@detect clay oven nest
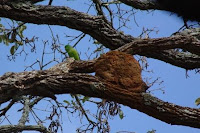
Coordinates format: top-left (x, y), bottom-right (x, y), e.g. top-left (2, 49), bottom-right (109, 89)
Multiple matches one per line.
top-left (94, 51), bottom-right (148, 93)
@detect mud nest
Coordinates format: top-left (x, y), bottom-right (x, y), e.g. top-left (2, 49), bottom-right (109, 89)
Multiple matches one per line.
top-left (94, 51), bottom-right (148, 92)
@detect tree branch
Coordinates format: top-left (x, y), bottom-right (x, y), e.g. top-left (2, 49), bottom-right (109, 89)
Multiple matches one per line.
top-left (118, 0), bottom-right (158, 10)
top-left (18, 97), bottom-right (30, 126)
top-left (0, 61), bottom-right (200, 128)
top-left (118, 0), bottom-right (200, 22)
top-left (0, 2), bottom-right (132, 49)
top-left (0, 125), bottom-right (51, 133)
top-left (117, 35), bottom-right (200, 69)
top-left (0, 100), bottom-right (15, 117)
top-left (0, 2), bottom-right (199, 69)
top-left (118, 35), bottom-right (200, 56)
top-left (144, 50), bottom-right (200, 70)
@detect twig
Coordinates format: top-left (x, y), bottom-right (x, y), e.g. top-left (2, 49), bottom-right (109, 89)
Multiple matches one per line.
top-left (18, 97), bottom-right (30, 126)
top-left (74, 95), bottom-right (95, 125)
top-left (0, 100), bottom-right (15, 117)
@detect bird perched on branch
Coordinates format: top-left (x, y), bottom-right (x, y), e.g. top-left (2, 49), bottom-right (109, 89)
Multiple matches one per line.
top-left (65, 44), bottom-right (80, 60)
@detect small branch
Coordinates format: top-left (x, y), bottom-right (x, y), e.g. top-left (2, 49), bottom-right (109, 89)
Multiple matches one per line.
top-left (18, 97), bottom-right (30, 126)
top-left (92, 0), bottom-right (111, 25)
top-left (72, 33), bottom-right (86, 48)
top-left (92, 0), bottom-right (104, 16)
top-left (0, 100), bottom-right (15, 117)
top-left (0, 125), bottom-right (51, 133)
top-left (29, 97), bottom-right (44, 109)
top-left (74, 95), bottom-right (95, 124)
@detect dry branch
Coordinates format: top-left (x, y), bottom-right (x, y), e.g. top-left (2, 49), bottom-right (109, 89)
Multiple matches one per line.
top-left (0, 60), bottom-right (200, 128)
top-left (0, 125), bottom-right (50, 133)
top-left (0, 2), bottom-right (200, 69)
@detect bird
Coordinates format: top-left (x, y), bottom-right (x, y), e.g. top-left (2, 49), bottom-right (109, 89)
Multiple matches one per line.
top-left (65, 44), bottom-right (84, 107)
top-left (65, 44), bottom-right (80, 60)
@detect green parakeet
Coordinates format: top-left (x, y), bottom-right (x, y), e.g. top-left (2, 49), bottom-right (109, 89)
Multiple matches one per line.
top-left (65, 45), bottom-right (80, 60)
top-left (64, 44), bottom-right (82, 105)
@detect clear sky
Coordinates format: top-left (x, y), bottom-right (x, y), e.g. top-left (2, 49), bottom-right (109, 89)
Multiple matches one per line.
top-left (0, 0), bottom-right (200, 133)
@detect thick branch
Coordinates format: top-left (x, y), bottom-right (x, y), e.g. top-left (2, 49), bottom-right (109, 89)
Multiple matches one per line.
top-left (118, 0), bottom-right (200, 21)
top-left (0, 64), bottom-right (200, 128)
top-left (117, 35), bottom-right (200, 69)
top-left (118, 36), bottom-right (200, 56)
top-left (0, 2), bottom-right (200, 69)
top-left (144, 50), bottom-right (200, 70)
top-left (0, 2), bottom-right (133, 49)
top-left (118, 0), bottom-right (158, 10)
top-left (0, 125), bottom-right (50, 133)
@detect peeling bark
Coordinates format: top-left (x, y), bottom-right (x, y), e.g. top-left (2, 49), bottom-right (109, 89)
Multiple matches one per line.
top-left (0, 61), bottom-right (200, 128)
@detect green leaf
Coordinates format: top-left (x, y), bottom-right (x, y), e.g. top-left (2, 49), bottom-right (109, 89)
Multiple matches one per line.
top-left (147, 129), bottom-right (156, 133)
top-left (10, 45), bottom-right (16, 55)
top-left (18, 25), bottom-right (27, 38)
top-left (4, 38), bottom-right (9, 46)
top-left (0, 34), bottom-right (5, 40)
top-left (119, 110), bottom-right (124, 119)
top-left (93, 40), bottom-right (100, 44)
top-left (70, 94), bottom-right (75, 98)
top-left (82, 96), bottom-right (90, 103)
top-left (10, 31), bottom-right (17, 42)
top-left (16, 41), bottom-right (23, 45)
top-left (195, 97), bottom-right (200, 106)
top-left (0, 34), bottom-right (9, 45)
top-left (71, 101), bottom-right (76, 106)
top-left (63, 100), bottom-right (70, 105)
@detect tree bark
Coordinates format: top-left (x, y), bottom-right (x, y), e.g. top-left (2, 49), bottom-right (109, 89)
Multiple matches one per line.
top-left (0, 125), bottom-right (50, 133)
top-left (0, 60), bottom-right (200, 128)
top-left (117, 35), bottom-right (200, 69)
top-left (0, 2), bottom-right (200, 69)
top-left (0, 1), bottom-right (200, 130)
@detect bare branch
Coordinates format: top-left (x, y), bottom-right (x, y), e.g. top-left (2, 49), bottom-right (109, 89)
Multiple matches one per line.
top-left (18, 97), bottom-right (30, 126)
top-left (0, 100), bottom-right (15, 117)
top-left (0, 125), bottom-right (50, 133)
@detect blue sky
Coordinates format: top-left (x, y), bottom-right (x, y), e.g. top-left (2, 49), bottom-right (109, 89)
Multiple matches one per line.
top-left (0, 0), bottom-right (200, 133)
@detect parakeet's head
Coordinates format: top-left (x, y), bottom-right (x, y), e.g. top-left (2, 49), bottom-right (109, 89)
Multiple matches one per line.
top-left (65, 44), bottom-right (72, 52)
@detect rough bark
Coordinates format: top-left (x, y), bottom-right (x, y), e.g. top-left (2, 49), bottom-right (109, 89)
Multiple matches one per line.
top-left (0, 1), bottom-right (133, 49)
top-left (0, 60), bottom-right (200, 128)
top-left (0, 1), bottom-right (200, 131)
top-left (118, 0), bottom-right (200, 22)
top-left (0, 2), bottom-right (200, 69)
top-left (0, 125), bottom-right (50, 133)
top-left (118, 0), bottom-right (158, 10)
top-left (117, 35), bottom-right (200, 69)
